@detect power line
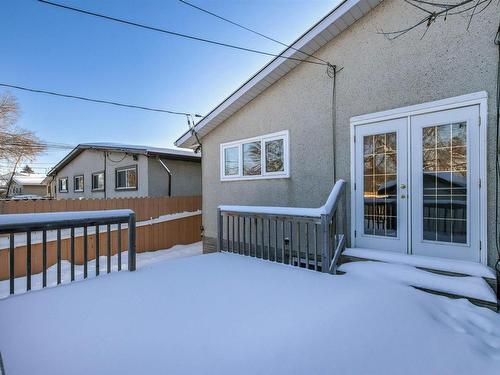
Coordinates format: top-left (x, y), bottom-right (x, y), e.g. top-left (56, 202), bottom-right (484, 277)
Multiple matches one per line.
top-left (0, 83), bottom-right (202, 117)
top-left (178, 0), bottom-right (329, 65)
top-left (38, 0), bottom-right (328, 67)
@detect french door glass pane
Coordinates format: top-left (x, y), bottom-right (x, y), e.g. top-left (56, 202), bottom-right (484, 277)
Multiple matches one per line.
top-left (422, 122), bottom-right (467, 243)
top-left (363, 132), bottom-right (397, 237)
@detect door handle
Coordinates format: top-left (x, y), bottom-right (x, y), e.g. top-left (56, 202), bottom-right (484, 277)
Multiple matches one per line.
top-left (400, 184), bottom-right (406, 189)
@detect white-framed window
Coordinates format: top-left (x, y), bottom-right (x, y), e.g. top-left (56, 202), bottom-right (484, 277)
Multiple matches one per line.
top-left (74, 175), bottom-right (84, 192)
top-left (220, 130), bottom-right (289, 181)
top-left (115, 165), bottom-right (137, 190)
top-left (92, 171), bottom-right (105, 191)
top-left (58, 177), bottom-right (68, 193)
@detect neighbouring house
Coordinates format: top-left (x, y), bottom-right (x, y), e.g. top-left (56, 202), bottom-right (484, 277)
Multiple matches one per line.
top-left (45, 143), bottom-right (201, 199)
top-left (0, 172), bottom-right (47, 198)
top-left (176, 0), bottom-right (499, 274)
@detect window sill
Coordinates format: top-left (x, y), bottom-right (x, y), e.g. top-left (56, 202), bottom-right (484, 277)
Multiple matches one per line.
top-left (221, 174), bottom-right (289, 182)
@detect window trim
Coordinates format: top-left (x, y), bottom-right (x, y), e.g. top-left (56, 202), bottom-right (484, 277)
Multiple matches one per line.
top-left (220, 130), bottom-right (289, 181)
top-left (91, 171), bottom-right (105, 192)
top-left (73, 174), bottom-right (84, 193)
top-left (58, 177), bottom-right (68, 193)
top-left (115, 165), bottom-right (138, 191)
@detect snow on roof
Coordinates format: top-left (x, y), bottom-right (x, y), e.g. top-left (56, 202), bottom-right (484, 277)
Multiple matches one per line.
top-left (47, 142), bottom-right (200, 176)
top-left (12, 173), bottom-right (47, 186)
top-left (78, 142), bottom-right (200, 158)
top-left (175, 0), bottom-right (382, 148)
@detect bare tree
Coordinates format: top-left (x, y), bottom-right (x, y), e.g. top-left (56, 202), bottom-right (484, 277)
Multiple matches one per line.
top-left (379, 0), bottom-right (495, 40)
top-left (0, 92), bottom-right (46, 196)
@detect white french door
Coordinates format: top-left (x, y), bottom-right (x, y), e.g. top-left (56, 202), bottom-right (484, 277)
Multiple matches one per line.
top-left (353, 105), bottom-right (481, 262)
top-left (354, 118), bottom-right (408, 252)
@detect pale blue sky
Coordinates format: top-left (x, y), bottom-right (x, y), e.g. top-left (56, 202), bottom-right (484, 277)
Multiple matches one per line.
top-left (1, 0), bottom-right (339, 173)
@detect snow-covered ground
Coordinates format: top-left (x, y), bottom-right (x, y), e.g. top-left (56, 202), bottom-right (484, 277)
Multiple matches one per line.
top-left (0, 241), bottom-right (203, 298)
top-left (1, 251), bottom-right (499, 375)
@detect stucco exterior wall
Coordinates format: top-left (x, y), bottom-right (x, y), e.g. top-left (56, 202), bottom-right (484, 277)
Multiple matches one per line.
top-left (52, 149), bottom-right (149, 199)
top-left (147, 158), bottom-right (202, 197)
top-left (200, 1), bottom-right (499, 266)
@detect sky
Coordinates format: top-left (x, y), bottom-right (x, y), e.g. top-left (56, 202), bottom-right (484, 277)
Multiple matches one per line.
top-left (1, 0), bottom-right (340, 174)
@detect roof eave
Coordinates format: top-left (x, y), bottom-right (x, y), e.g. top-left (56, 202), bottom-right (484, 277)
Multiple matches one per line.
top-left (175, 0), bottom-right (380, 149)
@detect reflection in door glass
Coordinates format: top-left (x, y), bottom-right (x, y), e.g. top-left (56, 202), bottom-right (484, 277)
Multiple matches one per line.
top-left (422, 123), bottom-right (467, 243)
top-left (363, 132), bottom-right (397, 237)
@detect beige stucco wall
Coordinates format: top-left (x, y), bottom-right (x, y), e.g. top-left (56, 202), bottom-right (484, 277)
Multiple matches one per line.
top-left (200, 1), bottom-right (499, 266)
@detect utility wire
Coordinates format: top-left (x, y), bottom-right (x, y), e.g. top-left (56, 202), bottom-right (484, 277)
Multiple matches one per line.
top-left (0, 83), bottom-right (202, 117)
top-left (178, 0), bottom-right (330, 65)
top-left (38, 0), bottom-right (328, 66)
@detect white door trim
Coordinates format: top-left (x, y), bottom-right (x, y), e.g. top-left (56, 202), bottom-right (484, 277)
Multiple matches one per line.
top-left (349, 92), bottom-right (488, 265)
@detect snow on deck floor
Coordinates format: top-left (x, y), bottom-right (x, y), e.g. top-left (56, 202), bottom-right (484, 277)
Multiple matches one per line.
top-left (1, 253), bottom-right (500, 375)
top-left (0, 241), bottom-right (203, 298)
top-left (338, 261), bottom-right (497, 303)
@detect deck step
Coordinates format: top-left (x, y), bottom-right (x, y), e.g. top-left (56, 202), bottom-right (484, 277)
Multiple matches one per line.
top-left (338, 252), bottom-right (497, 311)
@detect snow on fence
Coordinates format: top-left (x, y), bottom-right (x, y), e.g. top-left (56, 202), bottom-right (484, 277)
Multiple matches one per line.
top-left (0, 196), bottom-right (202, 282)
top-left (217, 180), bottom-right (347, 273)
top-left (0, 210), bottom-right (136, 295)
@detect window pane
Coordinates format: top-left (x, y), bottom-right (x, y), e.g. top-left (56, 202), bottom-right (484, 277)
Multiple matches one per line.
top-left (265, 139), bottom-right (284, 173)
top-left (422, 123), bottom-right (467, 244)
top-left (117, 171), bottom-right (126, 188)
top-left (127, 169), bottom-right (137, 188)
top-left (92, 173), bottom-right (104, 190)
top-left (224, 147), bottom-right (239, 176)
top-left (363, 132), bottom-right (397, 237)
top-left (243, 142), bottom-right (261, 176)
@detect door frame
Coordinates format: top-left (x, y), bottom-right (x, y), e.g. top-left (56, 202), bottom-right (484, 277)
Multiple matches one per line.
top-left (349, 91), bottom-right (488, 265)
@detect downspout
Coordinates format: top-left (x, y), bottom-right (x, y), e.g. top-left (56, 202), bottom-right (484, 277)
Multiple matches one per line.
top-left (103, 151), bottom-right (107, 199)
top-left (158, 158), bottom-right (172, 197)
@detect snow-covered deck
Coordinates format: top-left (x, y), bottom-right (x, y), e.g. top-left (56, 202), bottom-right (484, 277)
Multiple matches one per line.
top-left (1, 248), bottom-right (500, 374)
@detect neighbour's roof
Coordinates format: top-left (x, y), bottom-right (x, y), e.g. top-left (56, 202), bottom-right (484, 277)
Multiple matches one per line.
top-left (12, 174), bottom-right (47, 186)
top-left (175, 0), bottom-right (381, 148)
top-left (47, 142), bottom-right (201, 176)
top-left (0, 173), bottom-right (46, 187)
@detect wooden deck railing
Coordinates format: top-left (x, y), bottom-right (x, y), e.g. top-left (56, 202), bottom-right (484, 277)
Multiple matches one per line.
top-left (0, 210), bottom-right (136, 296)
top-left (217, 180), bottom-right (347, 273)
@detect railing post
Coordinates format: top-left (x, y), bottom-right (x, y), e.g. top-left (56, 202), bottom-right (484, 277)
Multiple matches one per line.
top-left (128, 212), bottom-right (136, 271)
top-left (320, 214), bottom-right (330, 273)
top-left (217, 208), bottom-right (223, 252)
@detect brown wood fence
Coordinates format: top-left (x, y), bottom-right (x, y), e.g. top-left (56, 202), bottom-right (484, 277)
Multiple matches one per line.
top-left (0, 196), bottom-right (202, 280)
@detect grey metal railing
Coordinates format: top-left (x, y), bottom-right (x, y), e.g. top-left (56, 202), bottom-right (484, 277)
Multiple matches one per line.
top-left (217, 180), bottom-right (347, 273)
top-left (0, 209), bottom-right (136, 296)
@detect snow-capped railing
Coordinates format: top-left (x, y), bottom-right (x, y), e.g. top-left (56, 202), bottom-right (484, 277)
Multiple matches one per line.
top-left (0, 210), bottom-right (136, 296)
top-left (217, 180), bottom-right (347, 273)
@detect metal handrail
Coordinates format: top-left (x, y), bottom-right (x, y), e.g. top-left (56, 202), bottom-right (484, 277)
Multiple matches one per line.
top-left (217, 180), bottom-right (346, 273)
top-left (1, 209), bottom-right (136, 296)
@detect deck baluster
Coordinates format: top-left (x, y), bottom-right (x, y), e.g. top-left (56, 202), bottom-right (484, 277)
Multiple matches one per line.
top-left (56, 229), bottom-right (61, 285)
top-left (9, 233), bottom-right (14, 295)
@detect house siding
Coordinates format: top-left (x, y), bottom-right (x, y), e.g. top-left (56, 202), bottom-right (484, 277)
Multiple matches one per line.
top-left (51, 149), bottom-right (149, 199)
top-left (200, 0), bottom-right (499, 266)
top-left (147, 158), bottom-right (202, 197)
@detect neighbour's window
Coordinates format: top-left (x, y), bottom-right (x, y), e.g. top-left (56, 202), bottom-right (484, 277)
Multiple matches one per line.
top-left (92, 172), bottom-right (105, 191)
top-left (74, 175), bottom-right (84, 192)
top-left (115, 166), bottom-right (137, 190)
top-left (58, 177), bottom-right (68, 193)
top-left (220, 130), bottom-right (289, 180)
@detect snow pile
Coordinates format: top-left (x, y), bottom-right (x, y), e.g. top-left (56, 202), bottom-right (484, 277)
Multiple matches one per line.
top-left (1, 252), bottom-right (499, 375)
top-left (0, 242), bottom-right (203, 298)
top-left (344, 248), bottom-right (495, 279)
top-left (338, 260), bottom-right (496, 302)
